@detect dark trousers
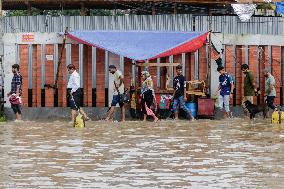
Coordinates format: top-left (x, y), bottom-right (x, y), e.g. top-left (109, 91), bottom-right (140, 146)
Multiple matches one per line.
top-left (11, 104), bottom-right (21, 114)
top-left (141, 90), bottom-right (154, 115)
top-left (266, 96), bottom-right (275, 110)
top-left (69, 90), bottom-right (81, 110)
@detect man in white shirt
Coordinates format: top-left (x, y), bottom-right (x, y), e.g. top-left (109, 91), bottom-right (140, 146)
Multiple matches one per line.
top-left (105, 65), bottom-right (125, 121)
top-left (67, 64), bottom-right (89, 123)
top-left (263, 69), bottom-right (276, 111)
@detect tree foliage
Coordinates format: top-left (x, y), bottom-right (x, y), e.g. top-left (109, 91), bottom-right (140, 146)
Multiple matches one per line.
top-left (5, 9), bottom-right (122, 16)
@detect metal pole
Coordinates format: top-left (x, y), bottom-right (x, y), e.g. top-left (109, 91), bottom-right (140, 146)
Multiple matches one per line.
top-left (257, 46), bottom-right (260, 105)
top-left (0, 0), bottom-right (2, 17)
top-left (208, 9), bottom-right (212, 96)
top-left (208, 31), bottom-right (212, 96)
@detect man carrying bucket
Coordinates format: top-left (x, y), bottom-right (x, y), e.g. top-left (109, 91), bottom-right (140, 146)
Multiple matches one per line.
top-left (67, 64), bottom-right (90, 124)
top-left (172, 65), bottom-right (194, 121)
top-left (216, 66), bottom-right (234, 118)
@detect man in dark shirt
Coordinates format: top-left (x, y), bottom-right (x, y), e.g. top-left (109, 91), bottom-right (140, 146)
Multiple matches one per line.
top-left (7, 64), bottom-right (22, 121)
top-left (241, 64), bottom-right (257, 116)
top-left (172, 65), bottom-right (194, 120)
top-left (241, 64), bottom-right (256, 104)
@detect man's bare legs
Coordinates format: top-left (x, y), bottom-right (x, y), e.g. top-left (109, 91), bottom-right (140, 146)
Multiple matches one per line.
top-left (105, 106), bottom-right (115, 121)
top-left (105, 105), bottom-right (126, 122)
top-left (143, 114), bottom-right (158, 122)
top-left (121, 105), bottom-right (125, 122)
top-left (15, 112), bottom-right (22, 120)
top-left (174, 112), bottom-right (179, 120)
top-left (71, 109), bottom-right (76, 123)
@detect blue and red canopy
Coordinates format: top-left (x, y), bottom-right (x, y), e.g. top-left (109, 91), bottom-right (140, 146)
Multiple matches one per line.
top-left (67, 30), bottom-right (208, 61)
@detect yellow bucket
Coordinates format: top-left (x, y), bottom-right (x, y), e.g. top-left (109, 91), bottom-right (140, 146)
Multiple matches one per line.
top-left (271, 111), bottom-right (280, 124)
top-left (74, 113), bottom-right (85, 128)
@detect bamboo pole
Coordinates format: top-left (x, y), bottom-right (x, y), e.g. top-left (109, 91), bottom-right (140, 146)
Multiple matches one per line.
top-left (45, 27), bottom-right (68, 89)
top-left (54, 27), bottom-right (68, 88)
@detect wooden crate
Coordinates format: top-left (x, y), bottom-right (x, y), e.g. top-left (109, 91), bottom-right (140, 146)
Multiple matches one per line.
top-left (185, 80), bottom-right (206, 96)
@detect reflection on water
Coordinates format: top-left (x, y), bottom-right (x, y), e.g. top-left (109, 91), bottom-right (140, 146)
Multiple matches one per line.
top-left (0, 118), bottom-right (283, 188)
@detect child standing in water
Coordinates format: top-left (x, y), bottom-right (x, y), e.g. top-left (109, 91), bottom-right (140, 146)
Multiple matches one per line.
top-left (216, 66), bottom-right (234, 118)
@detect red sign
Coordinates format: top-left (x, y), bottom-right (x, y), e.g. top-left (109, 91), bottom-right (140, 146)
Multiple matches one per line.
top-left (22, 34), bottom-right (34, 42)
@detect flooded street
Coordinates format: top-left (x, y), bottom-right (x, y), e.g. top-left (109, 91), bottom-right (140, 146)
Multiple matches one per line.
top-left (0, 119), bottom-right (283, 189)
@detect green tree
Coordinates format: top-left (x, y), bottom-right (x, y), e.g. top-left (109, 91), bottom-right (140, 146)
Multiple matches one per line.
top-left (6, 9), bottom-right (120, 16)
top-left (6, 8), bottom-right (41, 16)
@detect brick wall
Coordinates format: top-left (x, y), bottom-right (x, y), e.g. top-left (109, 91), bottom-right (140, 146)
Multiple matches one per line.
top-left (83, 45), bottom-right (89, 107)
top-left (32, 45), bottom-right (38, 107)
top-left (198, 46), bottom-right (207, 81)
top-left (18, 43), bottom-right (284, 107)
top-left (96, 48), bottom-right (105, 107)
top-left (224, 45), bottom-right (283, 106)
top-left (225, 45), bottom-right (234, 105)
top-left (20, 45), bottom-right (29, 107)
top-left (45, 44), bottom-right (55, 107)
top-left (58, 44), bottom-right (67, 107)
top-left (36, 45), bottom-right (42, 107)
top-left (85, 46), bottom-right (92, 107)
top-left (271, 46), bottom-right (281, 105)
top-left (185, 53), bottom-right (191, 81)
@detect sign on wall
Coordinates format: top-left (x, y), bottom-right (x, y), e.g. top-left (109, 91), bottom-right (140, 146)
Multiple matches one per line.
top-left (22, 34), bottom-right (35, 42)
top-left (46, 55), bottom-right (54, 61)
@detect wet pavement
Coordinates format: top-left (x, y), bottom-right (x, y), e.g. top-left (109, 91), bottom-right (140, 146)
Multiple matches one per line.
top-left (0, 118), bottom-right (283, 189)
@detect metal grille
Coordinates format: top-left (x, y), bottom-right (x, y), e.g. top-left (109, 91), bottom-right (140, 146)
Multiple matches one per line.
top-left (1, 15), bottom-right (283, 35)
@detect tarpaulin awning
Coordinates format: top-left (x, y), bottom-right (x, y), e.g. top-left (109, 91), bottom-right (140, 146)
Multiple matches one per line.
top-left (67, 30), bottom-right (208, 61)
top-left (275, 2), bottom-right (284, 15)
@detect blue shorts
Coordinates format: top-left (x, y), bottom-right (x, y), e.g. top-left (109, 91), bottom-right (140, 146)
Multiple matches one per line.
top-left (111, 95), bottom-right (123, 107)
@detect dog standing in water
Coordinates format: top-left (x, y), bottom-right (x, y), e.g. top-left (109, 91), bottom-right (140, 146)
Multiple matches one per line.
top-left (243, 100), bottom-right (269, 119)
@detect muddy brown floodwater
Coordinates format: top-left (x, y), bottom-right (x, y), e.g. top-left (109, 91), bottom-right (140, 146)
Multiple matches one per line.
top-left (0, 118), bottom-right (283, 189)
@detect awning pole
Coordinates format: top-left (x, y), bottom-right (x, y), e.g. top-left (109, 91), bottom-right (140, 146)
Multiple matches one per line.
top-left (208, 30), bottom-right (212, 97)
top-left (207, 7), bottom-right (213, 97)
